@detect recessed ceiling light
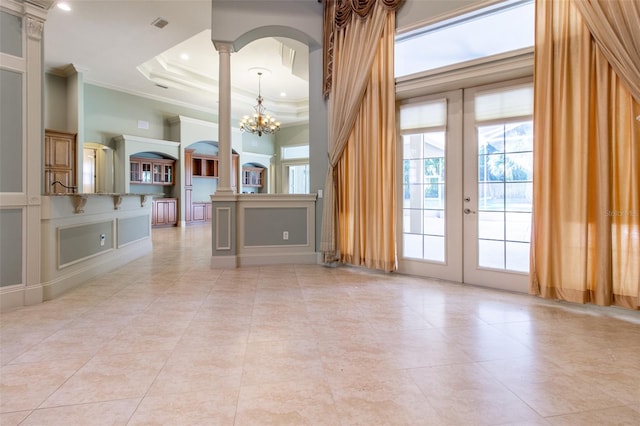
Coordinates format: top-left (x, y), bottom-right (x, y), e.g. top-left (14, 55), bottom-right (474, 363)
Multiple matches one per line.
top-left (180, 53), bottom-right (189, 61)
top-left (57, 2), bottom-right (71, 11)
top-left (280, 92), bottom-right (287, 97)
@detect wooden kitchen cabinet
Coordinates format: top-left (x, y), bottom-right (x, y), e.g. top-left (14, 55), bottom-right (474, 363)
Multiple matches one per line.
top-left (130, 157), bottom-right (174, 185)
top-left (151, 198), bottom-right (177, 227)
top-left (45, 129), bottom-right (76, 194)
top-left (242, 166), bottom-right (264, 187)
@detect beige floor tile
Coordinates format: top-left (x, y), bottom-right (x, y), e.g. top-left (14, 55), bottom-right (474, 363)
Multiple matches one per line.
top-left (2, 224), bottom-right (639, 425)
top-left (330, 371), bottom-right (444, 425)
top-left (236, 379), bottom-right (340, 425)
top-left (438, 324), bottom-right (534, 361)
top-left (317, 335), bottom-right (394, 378)
top-left (129, 389), bottom-right (239, 425)
top-left (546, 405), bottom-right (640, 425)
top-left (0, 410), bottom-right (31, 426)
top-left (494, 371), bottom-right (626, 417)
top-left (20, 398), bottom-right (139, 426)
top-left (409, 363), bottom-right (543, 424)
top-left (0, 358), bottom-right (86, 412)
top-left (248, 318), bottom-right (315, 342)
top-left (377, 328), bottom-right (475, 369)
top-left (10, 325), bottom-right (120, 364)
top-left (147, 347), bottom-right (244, 396)
top-left (242, 339), bottom-right (324, 386)
top-left (40, 351), bottom-right (169, 408)
top-left (99, 323), bottom-right (186, 355)
top-left (178, 320), bottom-right (250, 349)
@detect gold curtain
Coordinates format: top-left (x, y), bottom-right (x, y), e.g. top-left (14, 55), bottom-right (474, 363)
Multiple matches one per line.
top-left (531, 0), bottom-right (640, 309)
top-left (573, 0), bottom-right (640, 102)
top-left (336, 12), bottom-right (397, 272)
top-left (320, 0), bottom-right (402, 271)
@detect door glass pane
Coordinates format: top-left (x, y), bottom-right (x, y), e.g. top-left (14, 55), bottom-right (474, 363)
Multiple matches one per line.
top-left (403, 233), bottom-right (422, 258)
top-left (402, 131), bottom-right (446, 263)
top-left (424, 236), bottom-right (445, 263)
top-left (505, 212), bottom-right (531, 242)
top-left (477, 120), bottom-right (532, 272)
top-left (478, 211), bottom-right (504, 240)
top-left (506, 241), bottom-right (530, 272)
top-left (424, 210), bottom-right (444, 236)
top-left (478, 239), bottom-right (505, 269)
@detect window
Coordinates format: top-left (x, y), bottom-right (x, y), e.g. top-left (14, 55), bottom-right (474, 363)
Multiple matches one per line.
top-left (395, 0), bottom-right (534, 78)
top-left (288, 164), bottom-right (309, 194)
top-left (282, 145), bottom-right (309, 160)
top-left (281, 144), bottom-right (310, 194)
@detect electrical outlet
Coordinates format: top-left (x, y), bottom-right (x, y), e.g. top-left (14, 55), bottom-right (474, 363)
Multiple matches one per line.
top-left (283, 231), bottom-right (289, 240)
top-left (100, 233), bottom-right (106, 246)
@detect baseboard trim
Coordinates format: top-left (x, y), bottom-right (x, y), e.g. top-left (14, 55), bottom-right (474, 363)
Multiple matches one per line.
top-left (238, 252), bottom-right (318, 267)
top-left (210, 255), bottom-right (238, 269)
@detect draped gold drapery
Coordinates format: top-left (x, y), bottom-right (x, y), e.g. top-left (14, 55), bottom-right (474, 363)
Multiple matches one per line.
top-left (573, 0), bottom-right (640, 103)
top-left (531, 0), bottom-right (640, 309)
top-left (320, 0), bottom-right (402, 271)
top-left (336, 13), bottom-right (397, 272)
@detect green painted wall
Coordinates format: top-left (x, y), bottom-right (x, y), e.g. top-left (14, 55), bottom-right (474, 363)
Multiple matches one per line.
top-left (44, 74), bottom-right (68, 132)
top-left (83, 84), bottom-right (217, 147)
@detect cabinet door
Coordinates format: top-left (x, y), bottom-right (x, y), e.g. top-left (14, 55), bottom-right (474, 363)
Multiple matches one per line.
top-left (167, 199), bottom-right (177, 224)
top-left (163, 164), bottom-right (173, 185)
top-left (45, 169), bottom-right (74, 194)
top-left (153, 163), bottom-right (163, 184)
top-left (45, 132), bottom-right (75, 168)
top-left (130, 160), bottom-right (141, 182)
top-left (141, 162), bottom-right (152, 183)
top-left (154, 200), bottom-right (166, 225)
top-left (192, 203), bottom-right (206, 221)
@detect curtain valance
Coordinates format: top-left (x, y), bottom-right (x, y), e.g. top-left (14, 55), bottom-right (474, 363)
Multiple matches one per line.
top-left (323, 0), bottom-right (404, 97)
top-left (333, 0), bottom-right (403, 28)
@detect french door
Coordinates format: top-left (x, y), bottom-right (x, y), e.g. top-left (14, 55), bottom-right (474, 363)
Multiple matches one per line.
top-left (398, 79), bottom-right (533, 292)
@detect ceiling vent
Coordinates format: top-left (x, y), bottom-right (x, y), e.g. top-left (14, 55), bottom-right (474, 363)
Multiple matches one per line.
top-left (151, 18), bottom-right (169, 29)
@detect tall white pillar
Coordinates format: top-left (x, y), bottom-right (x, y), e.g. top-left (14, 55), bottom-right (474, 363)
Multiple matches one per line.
top-left (213, 41), bottom-right (234, 194)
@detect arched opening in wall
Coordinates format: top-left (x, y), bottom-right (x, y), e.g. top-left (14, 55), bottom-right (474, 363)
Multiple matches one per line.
top-left (241, 162), bottom-right (268, 194)
top-left (235, 35), bottom-right (310, 195)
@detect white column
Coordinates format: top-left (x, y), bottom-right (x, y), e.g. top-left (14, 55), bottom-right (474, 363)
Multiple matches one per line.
top-left (213, 41), bottom-right (234, 194)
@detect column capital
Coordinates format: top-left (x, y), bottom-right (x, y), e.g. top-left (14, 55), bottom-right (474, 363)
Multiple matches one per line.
top-left (26, 16), bottom-right (44, 41)
top-left (213, 41), bottom-right (234, 54)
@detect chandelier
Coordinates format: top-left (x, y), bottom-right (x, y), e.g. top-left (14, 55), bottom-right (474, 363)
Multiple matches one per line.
top-left (239, 72), bottom-right (281, 137)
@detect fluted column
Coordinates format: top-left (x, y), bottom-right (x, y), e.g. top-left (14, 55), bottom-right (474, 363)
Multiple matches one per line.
top-left (213, 41), bottom-right (234, 194)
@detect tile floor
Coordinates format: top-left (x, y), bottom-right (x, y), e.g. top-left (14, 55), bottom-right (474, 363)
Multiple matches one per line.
top-left (1, 224), bottom-right (639, 425)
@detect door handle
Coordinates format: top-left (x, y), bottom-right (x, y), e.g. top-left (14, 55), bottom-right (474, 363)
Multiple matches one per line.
top-left (464, 208), bottom-right (476, 215)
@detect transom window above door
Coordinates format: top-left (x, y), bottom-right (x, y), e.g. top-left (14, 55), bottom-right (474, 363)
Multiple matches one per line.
top-left (395, 0), bottom-right (534, 78)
